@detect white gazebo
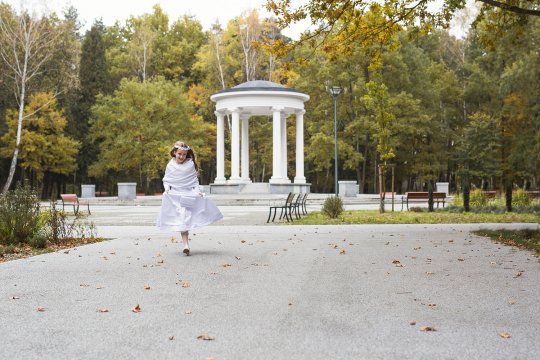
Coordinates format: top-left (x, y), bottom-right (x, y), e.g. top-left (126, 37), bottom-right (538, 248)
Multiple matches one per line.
top-left (210, 80), bottom-right (310, 194)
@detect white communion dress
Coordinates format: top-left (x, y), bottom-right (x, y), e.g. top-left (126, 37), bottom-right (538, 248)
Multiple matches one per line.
top-left (156, 158), bottom-right (223, 231)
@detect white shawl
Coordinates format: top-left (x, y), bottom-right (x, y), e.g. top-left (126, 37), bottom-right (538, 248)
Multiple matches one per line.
top-left (162, 158), bottom-right (199, 191)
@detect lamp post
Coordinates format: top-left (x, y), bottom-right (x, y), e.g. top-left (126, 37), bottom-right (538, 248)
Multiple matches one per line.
top-left (328, 86), bottom-right (342, 196)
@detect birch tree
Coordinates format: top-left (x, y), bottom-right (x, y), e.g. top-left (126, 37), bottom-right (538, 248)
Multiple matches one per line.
top-left (0, 7), bottom-right (58, 193)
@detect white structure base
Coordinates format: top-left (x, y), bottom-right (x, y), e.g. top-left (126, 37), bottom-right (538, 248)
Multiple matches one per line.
top-left (210, 182), bottom-right (310, 195)
top-left (338, 181), bottom-right (359, 197)
top-left (117, 182), bottom-right (137, 201)
top-left (81, 184), bottom-right (95, 198)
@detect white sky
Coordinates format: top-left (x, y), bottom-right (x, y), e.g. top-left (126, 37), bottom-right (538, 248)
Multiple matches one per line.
top-left (3, 0), bottom-right (308, 39)
top-left (4, 0), bottom-right (474, 39)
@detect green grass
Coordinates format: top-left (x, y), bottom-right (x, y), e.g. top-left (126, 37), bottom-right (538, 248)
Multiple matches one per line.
top-left (291, 210), bottom-right (540, 225)
top-left (473, 229), bottom-right (540, 255)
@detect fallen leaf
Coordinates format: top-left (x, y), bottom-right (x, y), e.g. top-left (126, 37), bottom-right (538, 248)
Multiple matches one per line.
top-left (11, 296), bottom-right (20, 300)
top-left (222, 263), bottom-right (232, 267)
top-left (513, 271), bottom-right (523, 278)
top-left (420, 326), bottom-right (436, 332)
top-left (169, 336), bottom-right (175, 340)
top-left (235, 256), bottom-right (241, 260)
top-left (101, 256), bottom-right (108, 260)
top-left (182, 281), bottom-right (190, 288)
top-left (409, 321), bottom-right (416, 326)
top-left (185, 310), bottom-right (192, 314)
top-left (241, 240), bottom-right (246, 243)
top-left (339, 249), bottom-right (346, 255)
top-left (132, 304), bottom-right (141, 313)
top-left (37, 306), bottom-right (45, 312)
top-left (458, 258), bottom-right (465, 262)
top-left (333, 244), bottom-right (338, 249)
top-left (96, 309), bottom-right (109, 313)
top-left (96, 286), bottom-right (104, 289)
top-left (80, 284), bottom-right (90, 287)
top-left (197, 334), bottom-right (215, 341)
top-left (392, 260), bottom-right (403, 267)
top-left (63, 250), bottom-right (70, 254)
top-left (144, 284), bottom-right (151, 290)
top-left (157, 259), bottom-right (164, 264)
top-left (498, 332), bottom-right (511, 339)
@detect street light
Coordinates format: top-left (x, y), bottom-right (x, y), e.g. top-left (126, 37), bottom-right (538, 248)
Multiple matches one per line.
top-left (328, 85), bottom-right (342, 196)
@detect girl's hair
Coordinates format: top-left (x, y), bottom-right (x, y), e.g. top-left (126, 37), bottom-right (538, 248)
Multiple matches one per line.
top-left (169, 141), bottom-right (199, 171)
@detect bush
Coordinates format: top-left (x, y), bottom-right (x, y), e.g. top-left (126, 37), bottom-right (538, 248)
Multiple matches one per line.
top-left (512, 189), bottom-right (531, 207)
top-left (0, 184), bottom-right (41, 245)
top-left (29, 230), bottom-right (48, 249)
top-left (322, 196), bottom-right (344, 219)
top-left (469, 189), bottom-right (489, 207)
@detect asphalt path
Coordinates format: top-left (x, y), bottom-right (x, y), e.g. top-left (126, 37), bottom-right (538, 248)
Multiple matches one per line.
top-left (1, 204), bottom-right (539, 359)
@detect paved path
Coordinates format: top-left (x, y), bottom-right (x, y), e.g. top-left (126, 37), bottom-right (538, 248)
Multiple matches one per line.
top-left (1, 204), bottom-right (539, 359)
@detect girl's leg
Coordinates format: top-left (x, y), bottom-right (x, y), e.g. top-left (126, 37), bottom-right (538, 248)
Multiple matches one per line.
top-left (181, 231), bottom-right (190, 255)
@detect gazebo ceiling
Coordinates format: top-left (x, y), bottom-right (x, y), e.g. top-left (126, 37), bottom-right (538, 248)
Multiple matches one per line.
top-left (210, 80), bottom-right (309, 116)
top-left (216, 80), bottom-right (304, 94)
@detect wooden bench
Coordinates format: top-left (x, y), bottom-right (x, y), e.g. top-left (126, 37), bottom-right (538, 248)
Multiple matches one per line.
top-left (267, 192), bottom-right (295, 223)
top-left (527, 190), bottom-right (540, 198)
top-left (402, 192), bottom-right (446, 210)
top-left (60, 194), bottom-right (91, 215)
top-left (482, 190), bottom-right (497, 198)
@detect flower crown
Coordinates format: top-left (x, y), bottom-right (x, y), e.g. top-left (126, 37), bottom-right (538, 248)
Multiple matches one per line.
top-left (174, 145), bottom-right (191, 150)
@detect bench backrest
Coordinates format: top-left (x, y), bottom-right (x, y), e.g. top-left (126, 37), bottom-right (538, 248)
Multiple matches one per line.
top-left (61, 194), bottom-right (79, 203)
top-left (406, 192), bottom-right (446, 199)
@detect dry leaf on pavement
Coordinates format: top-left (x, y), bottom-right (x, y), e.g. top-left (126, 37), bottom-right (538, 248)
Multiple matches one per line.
top-left (182, 281), bottom-right (190, 288)
top-left (420, 326), bottom-right (436, 332)
top-left (37, 306), bottom-right (45, 312)
top-left (132, 304), bottom-right (141, 313)
top-left (197, 334), bottom-right (215, 341)
top-left (96, 309), bottom-right (109, 313)
top-left (498, 332), bottom-right (511, 338)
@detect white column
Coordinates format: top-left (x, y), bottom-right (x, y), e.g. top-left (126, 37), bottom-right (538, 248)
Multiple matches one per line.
top-left (281, 113), bottom-right (289, 182)
top-left (230, 109), bottom-right (241, 182)
top-left (294, 110), bottom-right (306, 183)
top-left (241, 115), bottom-right (251, 182)
top-left (269, 107), bottom-right (283, 183)
top-left (214, 111), bottom-right (226, 184)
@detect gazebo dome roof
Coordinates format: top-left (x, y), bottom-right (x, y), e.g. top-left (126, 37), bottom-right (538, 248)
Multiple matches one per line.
top-left (216, 80), bottom-right (304, 94)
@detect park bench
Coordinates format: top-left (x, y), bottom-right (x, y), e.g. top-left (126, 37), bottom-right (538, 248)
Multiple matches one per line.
top-left (290, 193), bottom-right (309, 219)
top-left (267, 192), bottom-right (295, 223)
top-left (482, 190), bottom-right (497, 198)
top-left (402, 192), bottom-right (446, 210)
top-left (60, 194), bottom-right (91, 215)
top-left (527, 190), bottom-right (540, 198)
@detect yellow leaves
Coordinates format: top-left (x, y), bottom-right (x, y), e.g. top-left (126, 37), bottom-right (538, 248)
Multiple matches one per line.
top-left (420, 326), bottom-right (436, 332)
top-left (222, 263), bottom-right (232, 268)
top-left (96, 309), bottom-right (109, 313)
top-left (144, 284), bottom-right (151, 290)
top-left (182, 281), bottom-right (190, 288)
top-left (498, 332), bottom-right (511, 339)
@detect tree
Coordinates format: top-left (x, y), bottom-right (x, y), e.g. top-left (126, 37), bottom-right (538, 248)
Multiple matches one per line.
top-left (0, 6), bottom-right (62, 193)
top-left (0, 92), bottom-right (79, 191)
top-left (88, 77), bottom-right (212, 192)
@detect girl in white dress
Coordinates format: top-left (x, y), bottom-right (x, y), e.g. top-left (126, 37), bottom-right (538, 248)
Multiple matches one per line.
top-left (156, 141), bottom-right (223, 255)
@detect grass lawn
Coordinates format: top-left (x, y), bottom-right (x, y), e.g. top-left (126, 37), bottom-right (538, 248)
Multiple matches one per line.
top-left (292, 210), bottom-right (540, 225)
top-left (472, 229), bottom-right (540, 255)
top-left (0, 237), bottom-right (106, 263)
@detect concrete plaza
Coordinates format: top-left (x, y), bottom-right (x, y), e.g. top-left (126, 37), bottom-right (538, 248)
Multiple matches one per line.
top-left (1, 198), bottom-right (539, 359)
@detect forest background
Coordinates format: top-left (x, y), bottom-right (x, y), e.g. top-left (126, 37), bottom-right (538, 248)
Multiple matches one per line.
top-left (0, 1), bottom-right (539, 198)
